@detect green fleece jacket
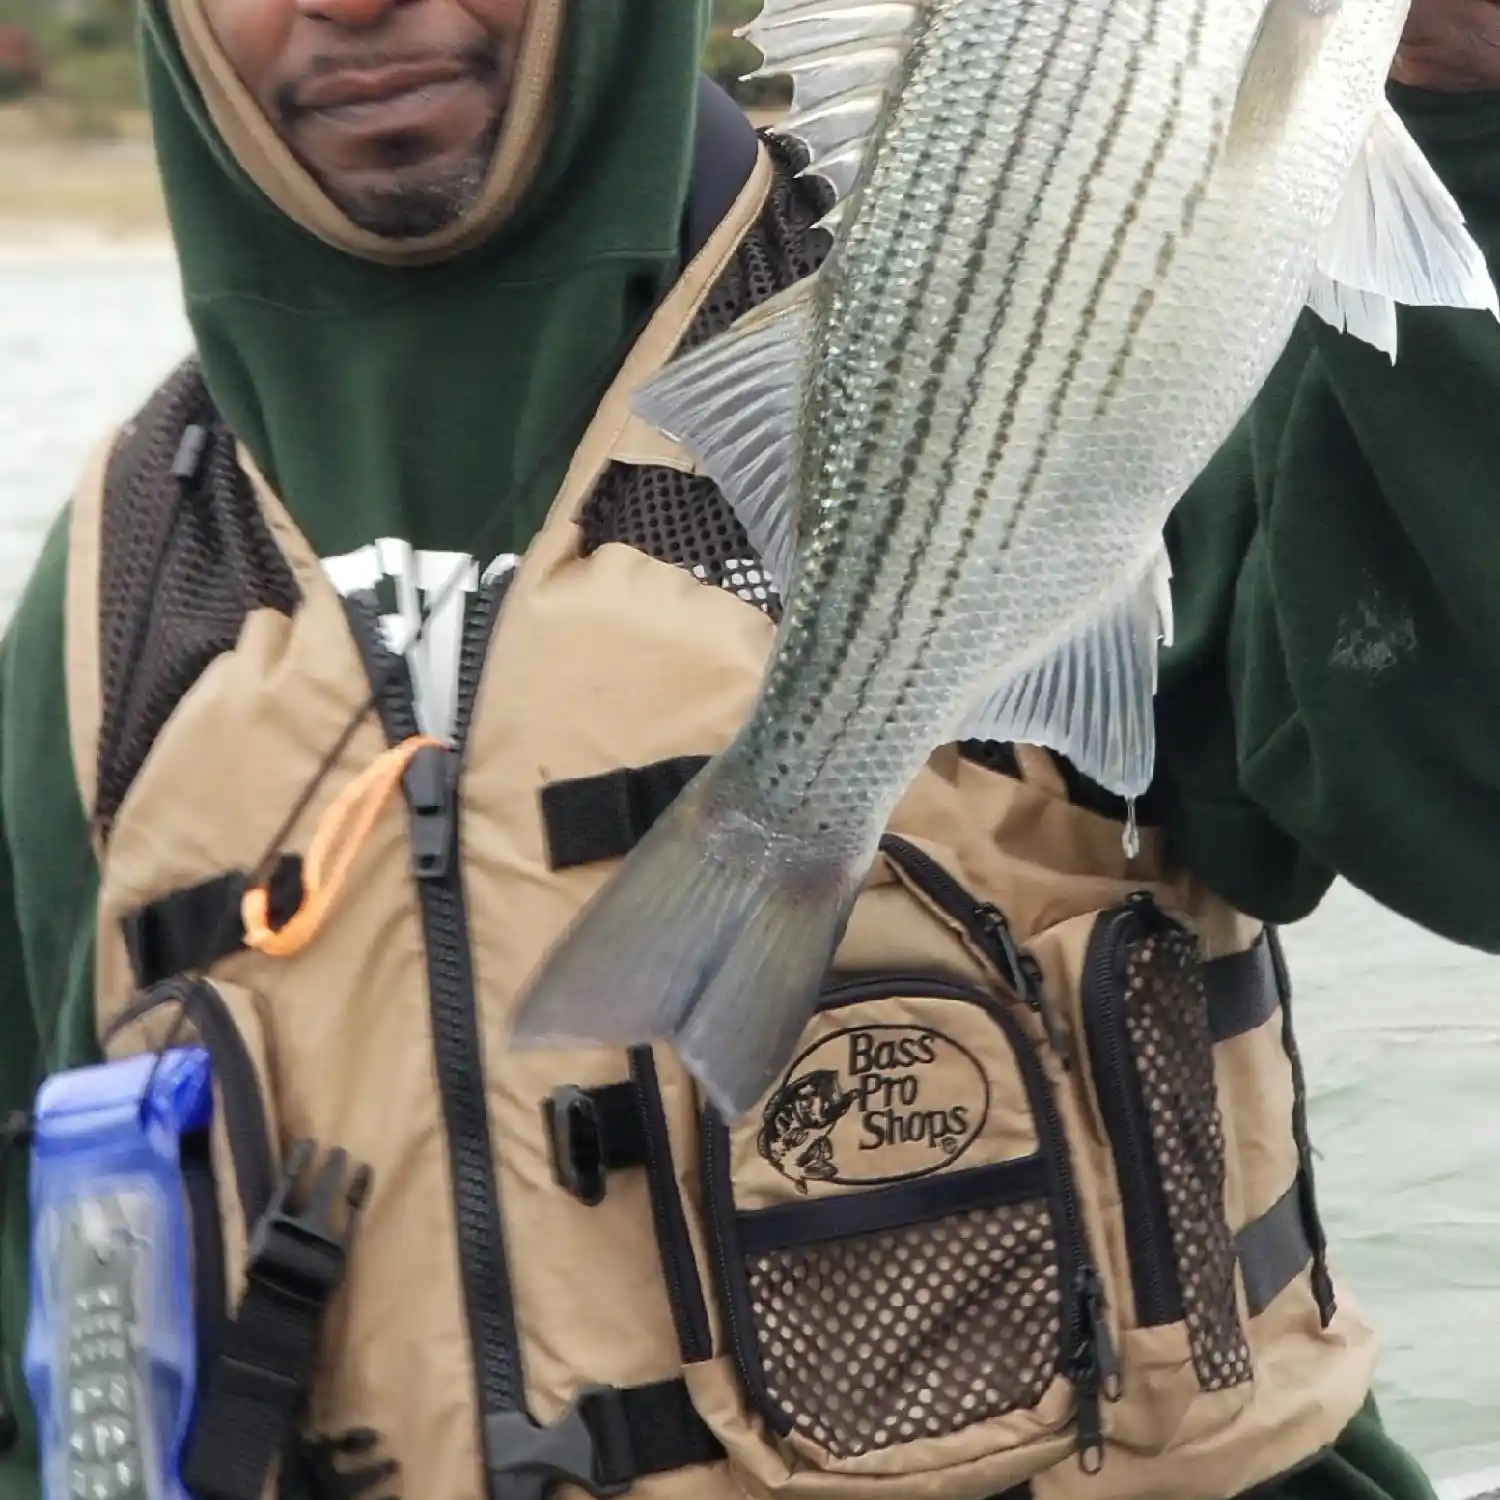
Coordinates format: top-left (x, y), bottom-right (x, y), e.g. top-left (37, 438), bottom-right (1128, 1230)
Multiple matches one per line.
top-left (3, 16), bottom-right (1499, 1500)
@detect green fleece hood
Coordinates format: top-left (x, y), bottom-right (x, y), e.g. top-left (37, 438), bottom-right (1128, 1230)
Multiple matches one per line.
top-left (138, 0), bottom-right (713, 559)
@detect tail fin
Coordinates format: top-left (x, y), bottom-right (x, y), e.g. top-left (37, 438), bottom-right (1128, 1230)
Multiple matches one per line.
top-left (510, 770), bottom-right (867, 1120)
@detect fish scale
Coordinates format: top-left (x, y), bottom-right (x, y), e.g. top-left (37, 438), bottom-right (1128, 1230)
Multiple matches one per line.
top-left (513, 0), bottom-right (1499, 1118)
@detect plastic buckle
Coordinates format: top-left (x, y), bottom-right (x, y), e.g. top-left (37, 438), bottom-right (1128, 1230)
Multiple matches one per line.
top-left (543, 1087), bottom-right (607, 1208)
top-left (247, 1139), bottom-right (373, 1304)
top-left (486, 1386), bottom-right (633, 1500)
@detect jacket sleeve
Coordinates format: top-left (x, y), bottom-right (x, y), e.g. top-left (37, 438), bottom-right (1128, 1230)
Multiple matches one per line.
top-left (1156, 85), bottom-right (1500, 951)
top-left (0, 500), bottom-right (99, 1500)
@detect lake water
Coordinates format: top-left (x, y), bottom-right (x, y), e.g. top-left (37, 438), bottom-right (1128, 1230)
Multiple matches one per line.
top-left (3, 251), bottom-right (1499, 1486)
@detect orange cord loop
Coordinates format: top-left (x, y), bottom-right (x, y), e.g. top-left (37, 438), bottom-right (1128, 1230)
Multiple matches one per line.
top-left (242, 735), bottom-right (445, 958)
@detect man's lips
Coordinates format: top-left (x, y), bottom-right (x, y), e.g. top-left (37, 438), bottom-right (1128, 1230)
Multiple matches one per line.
top-left (291, 58), bottom-right (477, 116)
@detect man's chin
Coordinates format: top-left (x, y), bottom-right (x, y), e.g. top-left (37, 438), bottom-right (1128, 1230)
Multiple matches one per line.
top-left (313, 135), bottom-right (498, 240)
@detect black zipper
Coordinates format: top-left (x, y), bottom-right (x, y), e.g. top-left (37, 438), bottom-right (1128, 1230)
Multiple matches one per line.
top-left (104, 978), bottom-right (277, 1229)
top-left (629, 1046), bottom-right (713, 1363)
top-left (345, 573), bottom-right (526, 1425)
top-left (701, 1106), bottom-right (792, 1434)
top-left (1081, 894), bottom-right (1184, 1329)
top-left (878, 835), bottom-right (1072, 1066)
top-left (878, 836), bottom-right (1119, 1469)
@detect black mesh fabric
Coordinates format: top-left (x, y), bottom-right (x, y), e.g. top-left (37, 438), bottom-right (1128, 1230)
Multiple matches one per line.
top-left (1124, 929), bottom-right (1253, 1392)
top-left (578, 136), bottom-right (832, 620)
top-left (95, 360), bottom-right (300, 834)
top-left (745, 1200), bottom-right (1062, 1458)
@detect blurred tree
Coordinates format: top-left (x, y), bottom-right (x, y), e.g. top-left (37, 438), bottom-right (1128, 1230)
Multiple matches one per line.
top-left (0, 22), bottom-right (43, 101)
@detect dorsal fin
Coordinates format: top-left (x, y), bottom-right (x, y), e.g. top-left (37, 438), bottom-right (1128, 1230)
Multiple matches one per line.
top-left (739, 0), bottom-right (923, 230)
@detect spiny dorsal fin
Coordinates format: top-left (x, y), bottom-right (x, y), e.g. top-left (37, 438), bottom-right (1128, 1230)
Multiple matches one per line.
top-left (739, 0), bottom-right (923, 228)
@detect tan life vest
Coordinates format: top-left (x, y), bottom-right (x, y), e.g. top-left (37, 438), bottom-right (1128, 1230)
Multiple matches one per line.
top-left (61, 138), bottom-right (1378, 1500)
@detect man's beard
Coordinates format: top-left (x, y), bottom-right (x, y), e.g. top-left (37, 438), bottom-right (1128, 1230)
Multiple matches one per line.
top-left (317, 118), bottom-right (502, 240)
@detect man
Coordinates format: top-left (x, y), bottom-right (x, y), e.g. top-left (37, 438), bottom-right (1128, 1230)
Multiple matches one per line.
top-left (0, 3), bottom-right (1497, 1500)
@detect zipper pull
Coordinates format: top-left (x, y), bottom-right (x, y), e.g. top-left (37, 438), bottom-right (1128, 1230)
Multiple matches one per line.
top-left (1125, 890), bottom-right (1177, 933)
top-left (404, 742), bottom-right (456, 882)
top-left (1077, 1266), bottom-right (1121, 1399)
top-left (1069, 1267), bottom-right (1119, 1475)
top-left (976, 905), bottom-right (1072, 1066)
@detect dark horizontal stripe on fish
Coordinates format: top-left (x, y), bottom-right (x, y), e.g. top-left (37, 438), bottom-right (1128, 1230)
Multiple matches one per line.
top-left (991, 0), bottom-right (1188, 563)
top-left (876, 0), bottom-right (1166, 739)
top-left (754, 3), bottom-right (986, 748)
top-left (844, 0), bottom-right (1101, 746)
top-left (772, 0), bottom-right (1049, 781)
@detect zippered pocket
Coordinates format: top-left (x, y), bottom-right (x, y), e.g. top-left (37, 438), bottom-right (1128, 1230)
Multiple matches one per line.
top-left (1081, 896), bottom-right (1252, 1391)
top-left (694, 969), bottom-right (1116, 1475)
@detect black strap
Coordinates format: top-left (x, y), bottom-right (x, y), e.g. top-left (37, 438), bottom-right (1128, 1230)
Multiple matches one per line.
top-left (485, 1378), bottom-right (723, 1500)
top-left (683, 75), bottom-right (760, 264)
top-left (1267, 927), bottom-right (1337, 1327)
top-left (541, 758), bottom-right (709, 871)
top-left (1236, 1178), bottom-right (1315, 1319)
top-left (543, 1082), bottom-right (649, 1206)
top-left (184, 1142), bottom-right (371, 1500)
top-left (591, 1379), bottom-right (723, 1482)
top-left (122, 857), bottom-right (304, 989)
top-left (1205, 935), bottom-right (1280, 1043)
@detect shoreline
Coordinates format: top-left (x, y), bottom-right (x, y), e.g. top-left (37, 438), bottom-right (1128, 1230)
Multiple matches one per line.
top-left (0, 220), bottom-right (173, 263)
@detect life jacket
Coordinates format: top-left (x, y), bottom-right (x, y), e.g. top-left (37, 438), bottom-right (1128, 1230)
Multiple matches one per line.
top-left (59, 83), bottom-right (1377, 1500)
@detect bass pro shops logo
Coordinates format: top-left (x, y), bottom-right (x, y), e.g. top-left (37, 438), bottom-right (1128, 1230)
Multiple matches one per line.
top-left (756, 1025), bottom-right (990, 1193)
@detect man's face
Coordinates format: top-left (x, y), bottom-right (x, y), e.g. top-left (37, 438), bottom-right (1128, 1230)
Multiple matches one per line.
top-left (203, 0), bottom-right (530, 238)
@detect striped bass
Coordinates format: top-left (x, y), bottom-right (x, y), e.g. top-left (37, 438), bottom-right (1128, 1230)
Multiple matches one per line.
top-left (512, 0), bottom-right (1497, 1118)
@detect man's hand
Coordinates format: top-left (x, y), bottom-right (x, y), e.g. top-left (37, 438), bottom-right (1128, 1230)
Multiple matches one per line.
top-left (1392, 0), bottom-right (1500, 92)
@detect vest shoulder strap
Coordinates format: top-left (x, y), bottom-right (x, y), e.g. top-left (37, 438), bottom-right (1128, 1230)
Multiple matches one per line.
top-left (92, 360), bottom-right (300, 839)
top-left (684, 76), bottom-right (762, 264)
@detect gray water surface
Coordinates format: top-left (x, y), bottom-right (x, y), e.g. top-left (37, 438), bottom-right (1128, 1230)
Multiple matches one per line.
top-left (3, 251), bottom-right (1498, 1483)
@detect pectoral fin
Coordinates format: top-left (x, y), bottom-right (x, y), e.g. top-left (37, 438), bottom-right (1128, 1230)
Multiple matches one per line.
top-left (631, 278), bottom-right (818, 601)
top-left (1307, 100), bottom-right (1500, 360)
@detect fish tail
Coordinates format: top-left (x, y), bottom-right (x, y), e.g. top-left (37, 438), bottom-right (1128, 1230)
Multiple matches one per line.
top-left (510, 766), bottom-right (867, 1121)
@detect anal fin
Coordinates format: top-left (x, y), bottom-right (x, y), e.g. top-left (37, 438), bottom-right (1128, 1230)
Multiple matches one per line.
top-left (954, 544), bottom-right (1174, 802)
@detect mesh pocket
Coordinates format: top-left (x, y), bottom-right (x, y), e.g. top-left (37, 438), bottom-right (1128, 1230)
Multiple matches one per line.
top-left (1124, 929), bottom-right (1251, 1391)
top-left (744, 1202), bottom-right (1062, 1458)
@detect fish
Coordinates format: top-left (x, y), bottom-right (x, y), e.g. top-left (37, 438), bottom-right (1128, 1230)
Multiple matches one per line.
top-left (512, 0), bottom-right (1498, 1120)
top-left (758, 1068), bottom-right (858, 1193)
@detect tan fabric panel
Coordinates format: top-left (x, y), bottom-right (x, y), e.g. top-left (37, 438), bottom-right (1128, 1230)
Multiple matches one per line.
top-left (90, 581), bottom-right (488, 1499)
top-left (684, 1350), bottom-right (1080, 1500)
top-left (1034, 1280), bottom-right (1379, 1500)
top-left (167, 0), bottom-right (562, 266)
top-left (1216, 1013), bottom-right (1302, 1230)
top-left (464, 146), bottom-right (778, 1422)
